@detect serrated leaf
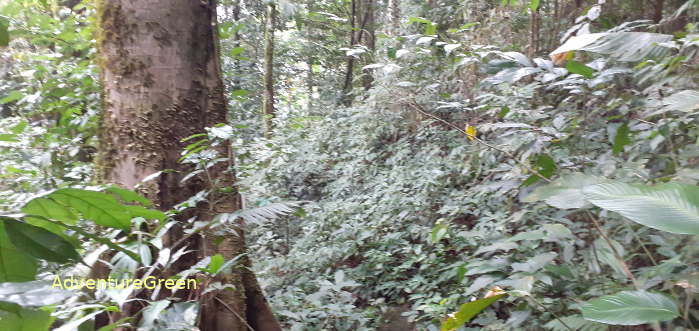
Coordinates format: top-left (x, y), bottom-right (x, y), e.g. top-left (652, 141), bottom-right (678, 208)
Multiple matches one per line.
top-left (583, 182), bottom-right (699, 235)
top-left (3, 218), bottom-right (79, 263)
top-left (580, 290), bottom-right (679, 325)
top-left (441, 294), bottom-right (506, 330)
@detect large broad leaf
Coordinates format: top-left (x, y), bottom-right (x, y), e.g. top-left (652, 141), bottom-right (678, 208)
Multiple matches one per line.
top-left (0, 302), bottom-right (54, 331)
top-left (551, 32), bottom-right (673, 62)
top-left (0, 221), bottom-right (37, 282)
top-left (441, 294), bottom-right (506, 330)
top-left (580, 290), bottom-right (679, 325)
top-left (2, 218), bottom-right (79, 263)
top-left (45, 189), bottom-right (132, 229)
top-left (583, 182), bottom-right (699, 235)
top-left (522, 173), bottom-right (607, 209)
top-left (21, 197), bottom-right (78, 225)
top-left (0, 281), bottom-right (74, 306)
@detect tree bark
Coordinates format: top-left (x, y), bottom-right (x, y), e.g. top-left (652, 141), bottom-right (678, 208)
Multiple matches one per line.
top-left (340, 0), bottom-right (357, 106)
top-left (262, 2), bottom-right (276, 138)
top-left (94, 0), bottom-right (281, 330)
top-left (388, 0), bottom-right (400, 35)
top-left (360, 0), bottom-right (375, 91)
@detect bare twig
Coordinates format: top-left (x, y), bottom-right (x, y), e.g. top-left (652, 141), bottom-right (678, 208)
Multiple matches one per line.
top-left (584, 211), bottom-right (639, 288)
top-left (407, 100), bottom-right (552, 183)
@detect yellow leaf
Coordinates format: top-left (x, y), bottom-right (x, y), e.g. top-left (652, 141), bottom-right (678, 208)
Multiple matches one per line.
top-left (465, 125), bottom-right (476, 141)
top-left (550, 51), bottom-right (573, 66)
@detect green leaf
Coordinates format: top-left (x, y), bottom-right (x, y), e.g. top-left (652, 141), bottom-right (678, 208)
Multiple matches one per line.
top-left (0, 302), bottom-right (54, 331)
top-left (583, 182), bottom-right (699, 235)
top-left (580, 290), bottom-right (679, 325)
top-left (0, 90), bottom-right (22, 104)
top-left (0, 133), bottom-right (19, 142)
top-left (0, 221), bottom-right (37, 282)
top-left (106, 186), bottom-right (152, 206)
top-left (441, 294), bottom-right (506, 330)
top-left (566, 60), bottom-right (595, 78)
top-left (3, 218), bottom-right (79, 263)
top-left (530, 0), bottom-right (540, 11)
top-left (0, 18), bottom-right (9, 47)
top-left (523, 173), bottom-right (607, 209)
top-left (124, 205), bottom-right (166, 221)
top-left (206, 254), bottom-right (225, 274)
top-left (22, 197), bottom-right (78, 225)
top-left (407, 17), bottom-right (433, 24)
top-left (425, 22), bottom-right (437, 36)
top-left (48, 189), bottom-right (132, 229)
top-left (231, 89), bottom-right (250, 100)
top-left (431, 222), bottom-right (448, 243)
top-left (523, 154), bottom-right (556, 186)
top-left (612, 122), bottom-right (631, 155)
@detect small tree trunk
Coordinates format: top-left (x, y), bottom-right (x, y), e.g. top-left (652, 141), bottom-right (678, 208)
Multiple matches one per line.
top-left (340, 0), bottom-right (357, 106)
top-left (262, 2), bottom-right (276, 137)
top-left (360, 0), bottom-right (375, 91)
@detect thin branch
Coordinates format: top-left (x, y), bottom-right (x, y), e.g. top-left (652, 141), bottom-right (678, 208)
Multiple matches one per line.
top-left (526, 295), bottom-right (574, 331)
top-left (584, 211), bottom-right (639, 288)
top-left (407, 100), bottom-right (552, 183)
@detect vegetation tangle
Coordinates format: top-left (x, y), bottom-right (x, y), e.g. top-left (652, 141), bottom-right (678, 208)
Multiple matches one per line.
top-left (0, 0), bottom-right (697, 330)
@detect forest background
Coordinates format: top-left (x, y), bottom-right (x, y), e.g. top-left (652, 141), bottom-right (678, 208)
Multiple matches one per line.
top-left (0, 0), bottom-right (698, 330)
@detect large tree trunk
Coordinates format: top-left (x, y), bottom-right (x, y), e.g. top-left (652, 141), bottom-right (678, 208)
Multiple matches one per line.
top-left (262, 2), bottom-right (276, 138)
top-left (94, 0), bottom-right (281, 330)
